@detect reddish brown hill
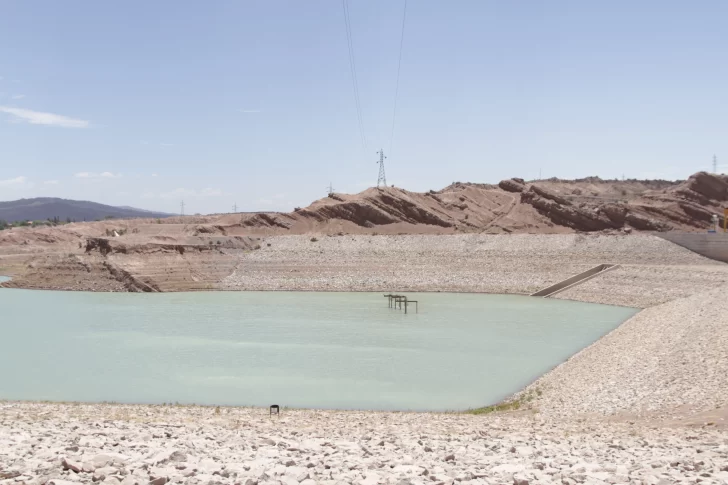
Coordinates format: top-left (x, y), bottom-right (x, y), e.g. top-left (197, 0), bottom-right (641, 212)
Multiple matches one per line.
top-left (1, 171), bottom-right (725, 292)
top-left (0, 172), bottom-right (725, 248)
top-left (228, 171), bottom-right (725, 235)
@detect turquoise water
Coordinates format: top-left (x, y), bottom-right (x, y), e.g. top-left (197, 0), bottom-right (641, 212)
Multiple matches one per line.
top-left (0, 288), bottom-right (636, 411)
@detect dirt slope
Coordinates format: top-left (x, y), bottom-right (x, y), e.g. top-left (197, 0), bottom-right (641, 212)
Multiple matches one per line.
top-left (0, 171), bottom-right (726, 292)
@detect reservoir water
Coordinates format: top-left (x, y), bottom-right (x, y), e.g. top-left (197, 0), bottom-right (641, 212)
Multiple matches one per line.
top-left (0, 288), bottom-right (636, 411)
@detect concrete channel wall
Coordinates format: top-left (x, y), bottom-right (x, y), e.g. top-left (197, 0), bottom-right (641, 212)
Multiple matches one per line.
top-left (657, 233), bottom-right (728, 263)
top-left (531, 264), bottom-right (617, 297)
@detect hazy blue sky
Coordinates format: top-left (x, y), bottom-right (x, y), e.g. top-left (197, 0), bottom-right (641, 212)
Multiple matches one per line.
top-left (1, 1), bottom-right (727, 214)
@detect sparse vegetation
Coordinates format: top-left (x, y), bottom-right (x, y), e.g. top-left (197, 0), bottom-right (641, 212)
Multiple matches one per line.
top-left (310, 237), bottom-right (318, 242)
top-left (465, 388), bottom-right (541, 415)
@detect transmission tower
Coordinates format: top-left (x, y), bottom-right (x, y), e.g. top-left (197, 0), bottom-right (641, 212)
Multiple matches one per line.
top-left (180, 200), bottom-right (185, 216)
top-left (233, 203), bottom-right (238, 213)
top-left (714, 155), bottom-right (718, 173)
top-left (327, 183), bottom-right (335, 196)
top-left (376, 149), bottom-right (387, 188)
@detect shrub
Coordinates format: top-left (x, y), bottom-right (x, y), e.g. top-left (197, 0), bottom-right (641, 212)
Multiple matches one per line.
top-left (310, 237), bottom-right (318, 242)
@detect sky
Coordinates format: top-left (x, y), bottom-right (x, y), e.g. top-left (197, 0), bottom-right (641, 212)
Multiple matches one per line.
top-left (1, 1), bottom-right (727, 214)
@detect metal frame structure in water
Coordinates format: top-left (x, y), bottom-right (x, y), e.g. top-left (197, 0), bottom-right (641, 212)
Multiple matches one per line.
top-left (384, 294), bottom-right (418, 314)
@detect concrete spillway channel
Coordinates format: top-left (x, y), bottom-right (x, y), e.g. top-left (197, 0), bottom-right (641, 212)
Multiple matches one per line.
top-left (531, 264), bottom-right (619, 298)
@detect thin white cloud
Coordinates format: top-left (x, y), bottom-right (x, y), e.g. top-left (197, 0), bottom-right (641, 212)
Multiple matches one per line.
top-left (0, 106), bottom-right (89, 128)
top-left (0, 176), bottom-right (34, 189)
top-left (43, 180), bottom-right (59, 185)
top-left (74, 171), bottom-right (121, 179)
top-left (239, 109), bottom-right (261, 113)
top-left (151, 173), bottom-right (159, 177)
top-left (160, 143), bottom-right (174, 147)
top-left (0, 176), bottom-right (28, 186)
top-left (11, 94), bottom-right (25, 100)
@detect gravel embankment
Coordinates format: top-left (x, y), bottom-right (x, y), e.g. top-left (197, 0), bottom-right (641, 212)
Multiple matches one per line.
top-left (521, 284), bottom-right (728, 418)
top-left (223, 234), bottom-right (728, 308)
top-left (3, 402), bottom-right (728, 485)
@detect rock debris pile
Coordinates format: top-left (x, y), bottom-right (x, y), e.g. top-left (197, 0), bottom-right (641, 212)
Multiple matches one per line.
top-left (2, 403), bottom-right (728, 485)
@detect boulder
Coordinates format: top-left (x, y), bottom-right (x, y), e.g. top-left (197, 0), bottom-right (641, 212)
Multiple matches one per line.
top-left (686, 171), bottom-right (728, 201)
top-left (602, 204), bottom-right (628, 225)
top-left (624, 211), bottom-right (671, 231)
top-left (498, 179), bottom-right (526, 193)
top-left (62, 459), bottom-right (82, 474)
top-left (530, 185), bottom-right (572, 206)
top-left (94, 467), bottom-right (120, 482)
top-left (521, 190), bottom-right (616, 231)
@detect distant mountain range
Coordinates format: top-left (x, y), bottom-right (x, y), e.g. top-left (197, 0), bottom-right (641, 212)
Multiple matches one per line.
top-left (0, 198), bottom-right (174, 223)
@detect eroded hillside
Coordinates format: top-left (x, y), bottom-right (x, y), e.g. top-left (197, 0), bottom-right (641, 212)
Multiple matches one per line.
top-left (0, 171), bottom-right (726, 292)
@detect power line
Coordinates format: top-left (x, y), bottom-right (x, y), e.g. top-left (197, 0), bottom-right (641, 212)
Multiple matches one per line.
top-left (388, 0), bottom-right (408, 155)
top-left (342, 0), bottom-right (367, 150)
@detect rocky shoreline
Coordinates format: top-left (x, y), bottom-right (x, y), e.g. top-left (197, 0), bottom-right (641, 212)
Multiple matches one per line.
top-left (2, 402), bottom-right (728, 485)
top-left (3, 234), bottom-right (727, 309)
top-left (219, 234), bottom-right (728, 309)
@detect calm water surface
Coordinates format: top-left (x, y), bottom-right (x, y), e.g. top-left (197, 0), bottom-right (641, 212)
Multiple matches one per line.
top-left (0, 288), bottom-right (636, 411)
